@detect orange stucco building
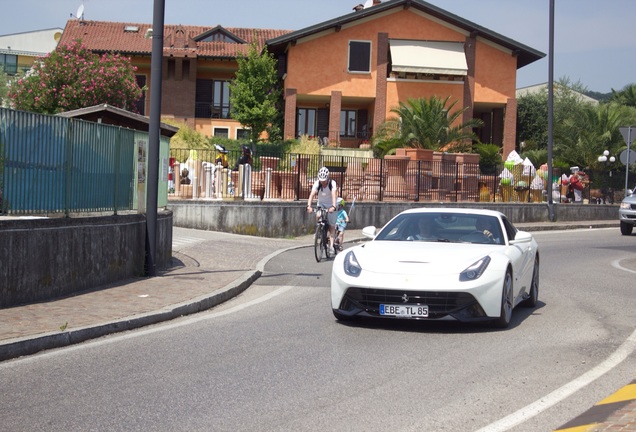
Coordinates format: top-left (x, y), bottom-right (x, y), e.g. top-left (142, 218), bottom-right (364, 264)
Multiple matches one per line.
top-left (268, 0), bottom-right (543, 157)
top-left (58, 0), bottom-right (544, 157)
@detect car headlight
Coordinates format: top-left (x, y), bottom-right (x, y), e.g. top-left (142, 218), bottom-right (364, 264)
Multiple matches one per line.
top-left (343, 251), bottom-right (362, 277)
top-left (459, 256), bottom-right (491, 281)
top-left (620, 202), bottom-right (631, 209)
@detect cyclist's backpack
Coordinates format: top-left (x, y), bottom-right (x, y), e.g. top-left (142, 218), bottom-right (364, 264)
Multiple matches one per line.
top-left (318, 180), bottom-right (334, 192)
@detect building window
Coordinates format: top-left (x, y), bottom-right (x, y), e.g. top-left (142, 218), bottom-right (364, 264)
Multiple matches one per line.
top-left (134, 75), bottom-right (146, 115)
top-left (167, 59), bottom-right (175, 79)
top-left (195, 79), bottom-right (231, 119)
top-left (296, 108), bottom-right (317, 137)
top-left (213, 127), bottom-right (229, 138)
top-left (201, 33), bottom-right (237, 43)
top-left (236, 128), bottom-right (250, 140)
top-left (198, 28), bottom-right (242, 43)
top-left (0, 54), bottom-right (18, 75)
top-left (348, 41), bottom-right (371, 73)
top-left (340, 110), bottom-right (357, 138)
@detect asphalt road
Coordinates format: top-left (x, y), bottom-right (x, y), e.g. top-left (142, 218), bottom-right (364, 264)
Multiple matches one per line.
top-left (0, 228), bottom-right (635, 432)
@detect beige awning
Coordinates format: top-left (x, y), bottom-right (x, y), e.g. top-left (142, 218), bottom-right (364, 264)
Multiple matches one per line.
top-left (389, 40), bottom-right (467, 76)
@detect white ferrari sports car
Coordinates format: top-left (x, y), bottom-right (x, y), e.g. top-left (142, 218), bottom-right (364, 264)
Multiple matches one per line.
top-left (331, 208), bottom-right (539, 328)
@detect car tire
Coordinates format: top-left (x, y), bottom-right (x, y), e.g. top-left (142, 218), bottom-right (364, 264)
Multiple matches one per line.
top-left (333, 309), bottom-right (353, 321)
top-left (492, 269), bottom-right (513, 329)
top-left (620, 221), bottom-right (634, 236)
top-left (521, 257), bottom-right (539, 308)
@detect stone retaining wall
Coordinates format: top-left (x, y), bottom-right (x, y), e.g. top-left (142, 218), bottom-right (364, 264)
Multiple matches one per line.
top-left (168, 200), bottom-right (619, 238)
top-left (0, 211), bottom-right (173, 308)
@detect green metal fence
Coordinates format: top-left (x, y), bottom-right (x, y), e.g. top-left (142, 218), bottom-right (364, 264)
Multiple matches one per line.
top-left (0, 108), bottom-right (166, 216)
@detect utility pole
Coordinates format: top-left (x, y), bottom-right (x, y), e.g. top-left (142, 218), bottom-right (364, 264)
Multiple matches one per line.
top-left (145, 0), bottom-right (165, 276)
top-left (546, 0), bottom-right (556, 221)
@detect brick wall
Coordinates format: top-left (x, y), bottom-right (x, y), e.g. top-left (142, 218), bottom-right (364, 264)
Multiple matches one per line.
top-left (373, 32), bottom-right (388, 136)
top-left (503, 98), bottom-right (518, 159)
top-left (284, 88), bottom-right (297, 140)
top-left (161, 57), bottom-right (197, 121)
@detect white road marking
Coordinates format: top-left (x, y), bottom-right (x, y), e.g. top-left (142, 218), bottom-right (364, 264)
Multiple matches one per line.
top-left (474, 328), bottom-right (636, 432)
top-left (475, 255), bottom-right (636, 431)
top-left (612, 258), bottom-right (636, 274)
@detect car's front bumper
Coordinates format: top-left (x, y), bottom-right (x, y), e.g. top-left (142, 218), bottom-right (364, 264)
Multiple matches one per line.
top-left (331, 266), bottom-right (505, 319)
top-left (619, 205), bottom-right (636, 225)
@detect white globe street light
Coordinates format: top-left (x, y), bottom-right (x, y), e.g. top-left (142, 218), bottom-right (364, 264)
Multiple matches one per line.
top-left (597, 150), bottom-right (616, 204)
top-left (598, 150), bottom-right (616, 164)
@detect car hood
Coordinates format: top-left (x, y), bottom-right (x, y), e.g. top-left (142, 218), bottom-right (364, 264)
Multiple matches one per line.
top-left (622, 195), bottom-right (636, 204)
top-left (355, 241), bottom-right (497, 276)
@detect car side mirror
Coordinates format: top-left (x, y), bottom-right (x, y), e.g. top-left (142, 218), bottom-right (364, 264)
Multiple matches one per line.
top-left (509, 230), bottom-right (532, 245)
top-left (626, 189), bottom-right (634, 197)
top-left (362, 226), bottom-right (377, 239)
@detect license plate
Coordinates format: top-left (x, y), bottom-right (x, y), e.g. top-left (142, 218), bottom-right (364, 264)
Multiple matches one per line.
top-left (380, 304), bottom-right (429, 318)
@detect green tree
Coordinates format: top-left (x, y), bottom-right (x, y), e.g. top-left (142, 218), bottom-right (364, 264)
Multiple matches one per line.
top-left (474, 143), bottom-right (502, 175)
top-left (373, 95), bottom-right (483, 156)
top-left (229, 39), bottom-right (281, 145)
top-left (516, 90), bottom-right (548, 148)
top-left (162, 119), bottom-right (210, 151)
top-left (520, 148), bottom-right (548, 169)
top-left (609, 83), bottom-right (636, 108)
top-left (517, 77), bottom-right (593, 151)
top-left (555, 102), bottom-right (635, 171)
top-left (8, 41), bottom-right (142, 114)
top-left (0, 67), bottom-right (9, 106)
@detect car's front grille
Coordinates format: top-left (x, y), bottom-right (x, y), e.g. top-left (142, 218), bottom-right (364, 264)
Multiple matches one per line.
top-left (341, 287), bottom-right (478, 318)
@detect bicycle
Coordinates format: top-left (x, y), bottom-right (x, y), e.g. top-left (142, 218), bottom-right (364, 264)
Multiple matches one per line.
top-left (313, 207), bottom-right (333, 262)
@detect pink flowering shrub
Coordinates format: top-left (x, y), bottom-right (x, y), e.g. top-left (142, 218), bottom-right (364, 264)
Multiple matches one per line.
top-left (8, 40), bottom-right (143, 114)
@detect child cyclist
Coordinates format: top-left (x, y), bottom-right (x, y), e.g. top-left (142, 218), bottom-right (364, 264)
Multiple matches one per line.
top-left (334, 197), bottom-right (349, 251)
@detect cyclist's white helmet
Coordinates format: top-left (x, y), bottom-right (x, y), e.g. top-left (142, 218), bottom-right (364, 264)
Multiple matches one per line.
top-left (317, 166), bottom-right (329, 181)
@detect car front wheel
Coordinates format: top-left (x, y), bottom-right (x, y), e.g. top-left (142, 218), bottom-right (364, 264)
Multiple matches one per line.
top-left (620, 221), bottom-right (633, 236)
top-left (521, 257), bottom-right (539, 308)
top-left (492, 270), bottom-right (513, 329)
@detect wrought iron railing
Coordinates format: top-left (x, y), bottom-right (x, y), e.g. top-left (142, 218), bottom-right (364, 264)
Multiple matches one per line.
top-left (167, 148), bottom-right (581, 204)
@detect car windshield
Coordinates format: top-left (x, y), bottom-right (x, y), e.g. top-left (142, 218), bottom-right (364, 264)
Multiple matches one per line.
top-left (374, 212), bottom-right (504, 245)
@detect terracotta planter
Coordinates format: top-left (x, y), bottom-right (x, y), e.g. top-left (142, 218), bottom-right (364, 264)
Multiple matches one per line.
top-left (383, 155), bottom-right (410, 177)
top-left (456, 153), bottom-right (480, 164)
top-left (404, 148), bottom-right (434, 161)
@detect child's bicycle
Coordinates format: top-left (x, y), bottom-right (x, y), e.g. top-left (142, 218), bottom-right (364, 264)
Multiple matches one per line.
top-left (313, 206), bottom-right (333, 262)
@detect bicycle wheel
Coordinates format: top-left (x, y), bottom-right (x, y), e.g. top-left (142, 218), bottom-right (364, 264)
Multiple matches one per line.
top-left (314, 225), bottom-right (323, 262)
top-left (323, 227), bottom-right (332, 259)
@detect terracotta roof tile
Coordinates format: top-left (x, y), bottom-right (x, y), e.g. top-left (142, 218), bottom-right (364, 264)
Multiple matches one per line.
top-left (59, 19), bottom-right (292, 58)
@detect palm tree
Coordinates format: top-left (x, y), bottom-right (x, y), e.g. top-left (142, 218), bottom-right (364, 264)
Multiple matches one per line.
top-left (609, 83), bottom-right (636, 108)
top-left (555, 102), bottom-right (633, 170)
top-left (373, 96), bottom-right (483, 156)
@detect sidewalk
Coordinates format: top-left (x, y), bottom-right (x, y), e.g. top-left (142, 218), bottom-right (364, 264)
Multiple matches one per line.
top-left (1, 220), bottom-right (634, 431)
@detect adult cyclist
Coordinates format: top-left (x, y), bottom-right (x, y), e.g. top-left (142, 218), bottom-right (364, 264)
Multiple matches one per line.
top-left (306, 166), bottom-right (338, 254)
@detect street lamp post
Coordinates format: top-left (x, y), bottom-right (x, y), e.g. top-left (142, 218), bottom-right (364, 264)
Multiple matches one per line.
top-left (597, 150), bottom-right (616, 204)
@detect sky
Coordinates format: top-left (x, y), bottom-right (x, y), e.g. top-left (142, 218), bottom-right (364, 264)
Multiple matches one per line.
top-left (1, 0), bottom-right (634, 94)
